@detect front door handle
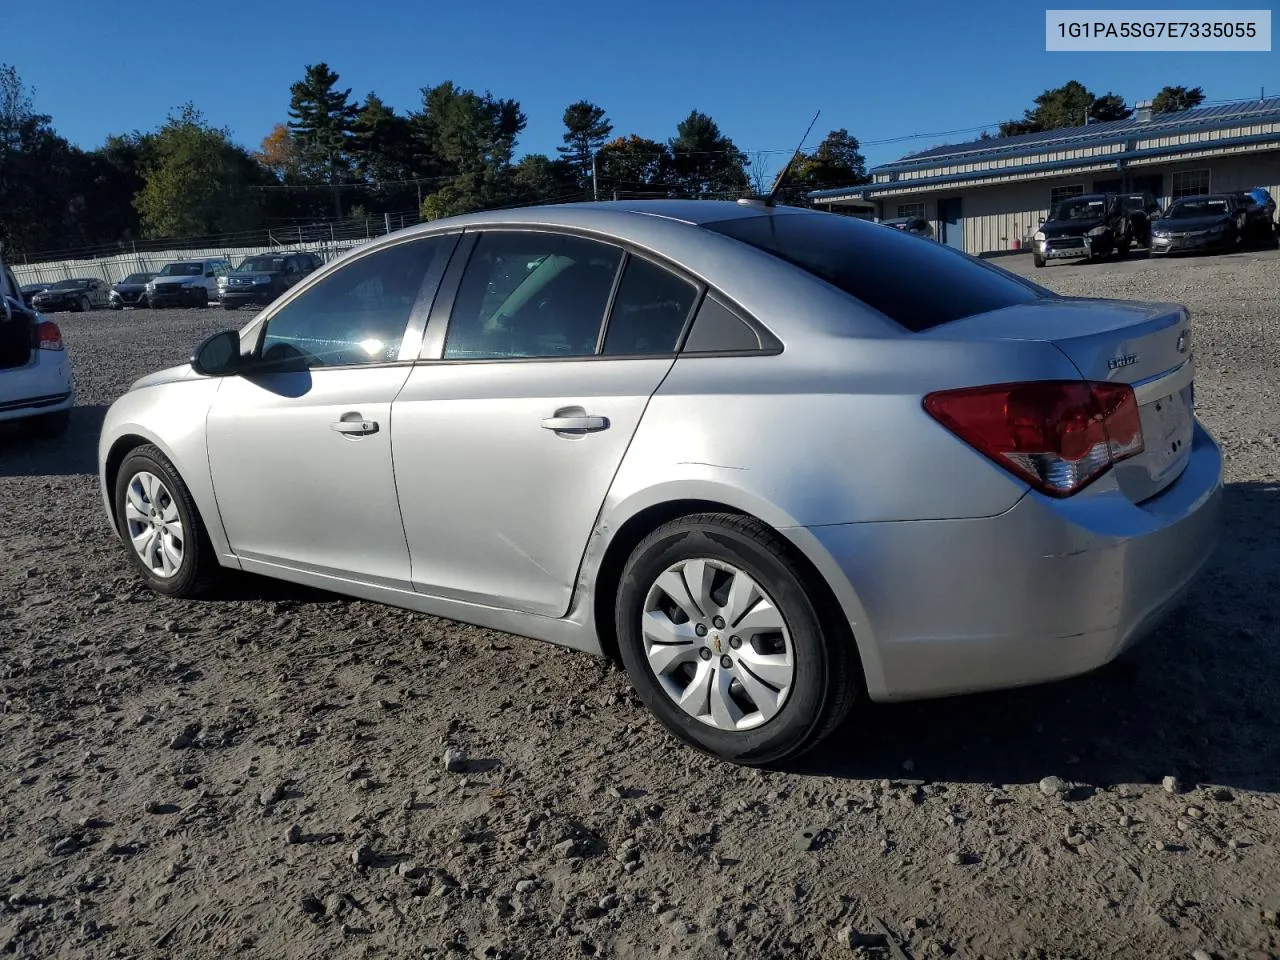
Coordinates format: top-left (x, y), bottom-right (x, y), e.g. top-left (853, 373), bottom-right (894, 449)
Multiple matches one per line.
top-left (330, 415), bottom-right (379, 436)
top-left (541, 415), bottom-right (609, 434)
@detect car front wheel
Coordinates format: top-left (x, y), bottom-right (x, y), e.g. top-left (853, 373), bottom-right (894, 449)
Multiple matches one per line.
top-left (114, 444), bottom-right (220, 597)
top-left (614, 513), bottom-right (858, 765)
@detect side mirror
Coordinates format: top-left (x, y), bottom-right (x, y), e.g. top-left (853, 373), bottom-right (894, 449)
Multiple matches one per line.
top-left (191, 329), bottom-right (244, 377)
top-left (2, 295), bottom-right (11, 322)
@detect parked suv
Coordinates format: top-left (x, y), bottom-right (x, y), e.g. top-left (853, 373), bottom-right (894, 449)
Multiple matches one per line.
top-left (219, 252), bottom-right (322, 310)
top-left (0, 256), bottom-right (73, 437)
top-left (1033, 193), bottom-right (1133, 267)
top-left (146, 258), bottom-right (231, 308)
top-left (1118, 192), bottom-right (1162, 247)
top-left (30, 277), bottom-right (109, 312)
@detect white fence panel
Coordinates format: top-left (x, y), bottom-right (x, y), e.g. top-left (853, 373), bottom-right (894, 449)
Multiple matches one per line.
top-left (10, 239), bottom-right (373, 288)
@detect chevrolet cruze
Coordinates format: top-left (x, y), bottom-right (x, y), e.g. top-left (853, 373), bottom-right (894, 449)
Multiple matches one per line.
top-left (98, 200), bottom-right (1222, 764)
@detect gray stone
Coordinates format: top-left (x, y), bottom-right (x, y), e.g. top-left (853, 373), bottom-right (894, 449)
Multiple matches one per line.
top-left (553, 839), bottom-right (577, 859)
top-left (1162, 775), bottom-right (1181, 794)
top-left (285, 823), bottom-right (302, 844)
top-left (443, 746), bottom-right (468, 773)
top-left (1038, 776), bottom-right (1068, 796)
top-left (514, 879), bottom-right (538, 894)
top-left (351, 844), bottom-right (375, 867)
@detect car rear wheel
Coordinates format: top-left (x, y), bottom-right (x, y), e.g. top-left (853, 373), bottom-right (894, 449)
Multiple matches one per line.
top-left (197, 288), bottom-right (209, 308)
top-left (114, 444), bottom-right (221, 598)
top-left (614, 513), bottom-right (858, 765)
top-left (1033, 253), bottom-right (1046, 268)
top-left (78, 296), bottom-right (90, 312)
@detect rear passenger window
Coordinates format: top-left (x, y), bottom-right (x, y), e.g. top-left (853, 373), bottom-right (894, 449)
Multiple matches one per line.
top-left (443, 232), bottom-right (622, 360)
top-left (601, 256), bottom-right (698, 356)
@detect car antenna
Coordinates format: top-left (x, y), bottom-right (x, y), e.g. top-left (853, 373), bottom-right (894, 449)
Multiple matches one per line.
top-left (739, 110), bottom-right (820, 209)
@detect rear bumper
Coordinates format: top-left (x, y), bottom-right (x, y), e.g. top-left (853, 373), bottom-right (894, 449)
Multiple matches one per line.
top-left (0, 349), bottom-right (75, 422)
top-left (807, 422), bottom-right (1223, 702)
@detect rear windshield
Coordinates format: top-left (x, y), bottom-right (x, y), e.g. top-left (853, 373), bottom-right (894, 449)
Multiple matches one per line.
top-left (702, 212), bottom-right (1049, 332)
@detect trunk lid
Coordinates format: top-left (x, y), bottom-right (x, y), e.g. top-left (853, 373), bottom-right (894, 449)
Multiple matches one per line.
top-left (931, 297), bottom-right (1196, 502)
top-left (0, 310), bottom-right (33, 370)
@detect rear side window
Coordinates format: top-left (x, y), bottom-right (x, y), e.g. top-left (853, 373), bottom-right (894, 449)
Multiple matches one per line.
top-left (704, 212), bottom-right (1050, 332)
top-left (600, 256), bottom-right (698, 356)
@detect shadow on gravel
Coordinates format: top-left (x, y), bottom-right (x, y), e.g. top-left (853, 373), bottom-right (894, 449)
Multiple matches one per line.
top-left (791, 480), bottom-right (1280, 795)
top-left (0, 404), bottom-right (106, 477)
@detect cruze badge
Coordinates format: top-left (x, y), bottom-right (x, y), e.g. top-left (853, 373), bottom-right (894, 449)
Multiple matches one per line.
top-left (1176, 331), bottom-right (1189, 353)
top-left (1108, 353), bottom-right (1139, 370)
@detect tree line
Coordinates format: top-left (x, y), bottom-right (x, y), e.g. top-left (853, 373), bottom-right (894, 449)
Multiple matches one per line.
top-left (0, 62), bottom-right (1211, 260)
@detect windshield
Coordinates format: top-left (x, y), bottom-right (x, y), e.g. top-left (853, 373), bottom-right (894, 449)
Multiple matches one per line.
top-left (1167, 198), bottom-right (1230, 219)
top-left (702, 211), bottom-right (1050, 333)
top-left (157, 263), bottom-right (204, 277)
top-left (122, 273), bottom-right (153, 284)
top-left (237, 256), bottom-right (287, 273)
top-left (49, 279), bottom-right (91, 290)
top-left (1049, 198), bottom-right (1107, 221)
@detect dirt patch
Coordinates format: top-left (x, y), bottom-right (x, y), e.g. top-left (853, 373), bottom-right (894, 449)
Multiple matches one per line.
top-left (2, 252), bottom-right (1279, 960)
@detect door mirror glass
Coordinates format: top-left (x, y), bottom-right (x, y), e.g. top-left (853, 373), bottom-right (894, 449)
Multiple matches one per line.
top-left (191, 329), bottom-right (243, 376)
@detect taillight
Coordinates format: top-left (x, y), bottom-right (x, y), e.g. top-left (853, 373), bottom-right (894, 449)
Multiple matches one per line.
top-left (923, 380), bottom-right (1144, 497)
top-left (32, 320), bottom-right (64, 351)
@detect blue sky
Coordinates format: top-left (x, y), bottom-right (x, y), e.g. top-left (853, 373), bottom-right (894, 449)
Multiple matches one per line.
top-left (7, 0), bottom-right (1277, 174)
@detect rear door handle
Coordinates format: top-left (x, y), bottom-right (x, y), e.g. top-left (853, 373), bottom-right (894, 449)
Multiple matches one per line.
top-left (541, 415), bottom-right (609, 433)
top-left (330, 416), bottom-right (379, 436)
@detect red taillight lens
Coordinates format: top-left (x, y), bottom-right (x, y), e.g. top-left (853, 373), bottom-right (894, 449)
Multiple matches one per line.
top-left (32, 320), bottom-right (64, 351)
top-left (923, 380), bottom-right (1144, 497)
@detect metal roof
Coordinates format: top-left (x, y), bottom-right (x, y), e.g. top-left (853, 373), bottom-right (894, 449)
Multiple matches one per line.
top-left (886, 96), bottom-right (1280, 167)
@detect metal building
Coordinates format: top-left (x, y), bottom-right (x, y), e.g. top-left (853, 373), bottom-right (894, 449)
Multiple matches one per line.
top-left (808, 96), bottom-right (1280, 255)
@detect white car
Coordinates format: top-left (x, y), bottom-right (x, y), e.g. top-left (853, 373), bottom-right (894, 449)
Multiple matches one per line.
top-left (146, 258), bottom-right (231, 309)
top-left (0, 257), bottom-right (74, 437)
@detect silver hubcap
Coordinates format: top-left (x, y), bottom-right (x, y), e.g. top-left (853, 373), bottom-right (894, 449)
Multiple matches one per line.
top-left (124, 472), bottom-right (184, 578)
top-left (642, 558), bottom-right (794, 731)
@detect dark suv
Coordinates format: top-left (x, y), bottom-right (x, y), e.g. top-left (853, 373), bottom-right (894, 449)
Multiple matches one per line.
top-left (219, 252), bottom-right (322, 310)
top-left (1033, 193), bottom-right (1135, 267)
top-left (1228, 189), bottom-right (1277, 241)
top-left (1118, 192), bottom-right (1163, 247)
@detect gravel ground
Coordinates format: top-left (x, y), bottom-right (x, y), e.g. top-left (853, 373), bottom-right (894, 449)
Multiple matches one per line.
top-left (2, 248), bottom-right (1279, 960)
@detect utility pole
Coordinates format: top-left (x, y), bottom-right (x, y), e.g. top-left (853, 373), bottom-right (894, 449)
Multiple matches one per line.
top-left (592, 151), bottom-right (599, 201)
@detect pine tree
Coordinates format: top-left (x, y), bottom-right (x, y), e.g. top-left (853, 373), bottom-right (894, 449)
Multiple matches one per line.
top-left (287, 62), bottom-right (359, 215)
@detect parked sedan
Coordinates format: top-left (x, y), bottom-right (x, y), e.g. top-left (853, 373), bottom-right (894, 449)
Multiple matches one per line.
top-left (30, 277), bottom-right (109, 312)
top-left (1150, 195), bottom-right (1246, 256)
top-left (20, 283), bottom-right (51, 308)
top-left (109, 272), bottom-right (156, 309)
top-left (218, 252), bottom-right (321, 310)
top-left (1228, 190), bottom-right (1277, 241)
top-left (98, 200), bottom-right (1221, 764)
top-left (881, 217), bottom-right (934, 239)
top-left (2, 260), bottom-right (73, 438)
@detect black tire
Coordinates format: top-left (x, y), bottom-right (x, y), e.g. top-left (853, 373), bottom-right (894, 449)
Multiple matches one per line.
top-left (614, 513), bottom-right (858, 765)
top-left (113, 444), bottom-right (221, 598)
top-left (28, 408), bottom-right (70, 439)
top-left (222, 302), bottom-right (238, 311)
top-left (78, 296), bottom-right (90, 312)
top-left (1115, 237), bottom-right (1130, 258)
top-left (1033, 253), bottom-right (1046, 268)
top-left (197, 288), bottom-right (209, 308)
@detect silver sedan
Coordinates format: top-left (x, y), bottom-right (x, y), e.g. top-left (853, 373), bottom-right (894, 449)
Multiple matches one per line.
top-left (97, 200), bottom-right (1223, 764)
